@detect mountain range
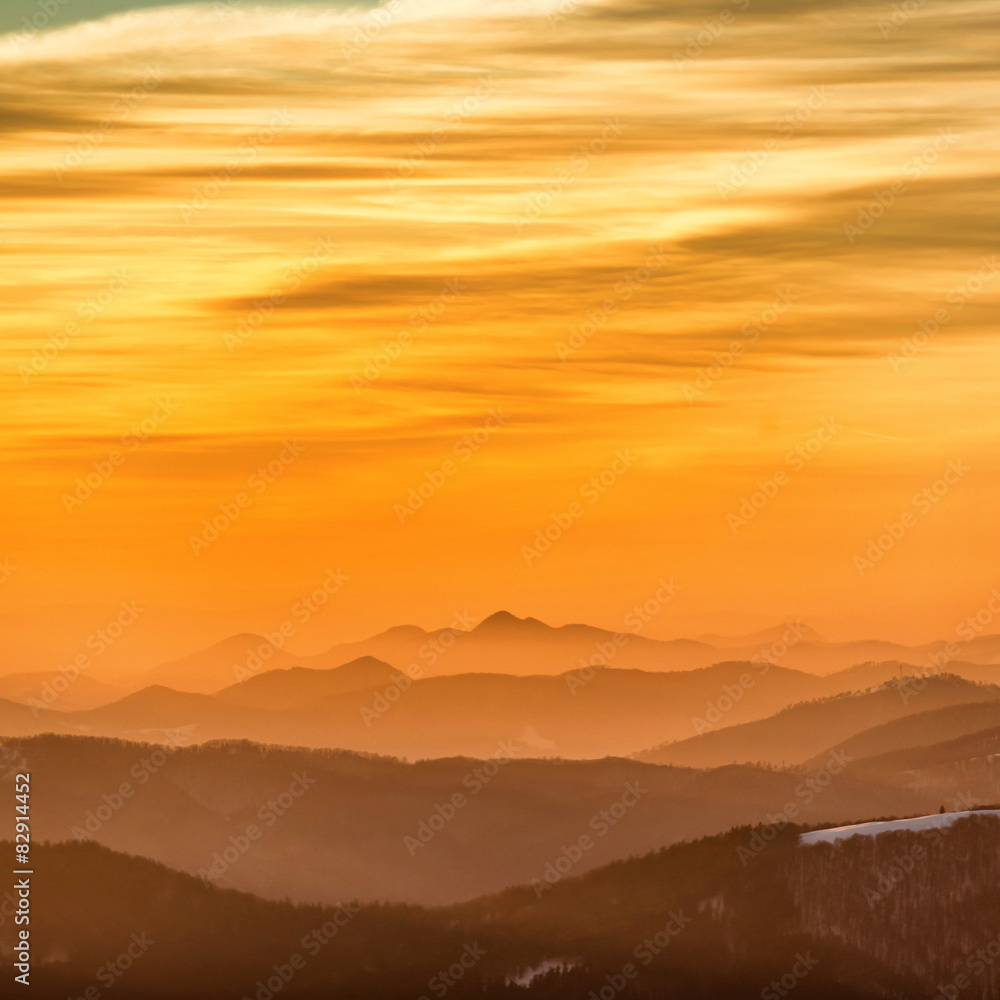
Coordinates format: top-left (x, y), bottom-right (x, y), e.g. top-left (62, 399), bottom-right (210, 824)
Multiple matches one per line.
top-left (635, 675), bottom-right (1000, 768)
top-left (4, 658), bottom-right (1000, 759)
top-left (4, 686), bottom-right (1000, 908)
top-left (57, 612), bottom-right (1000, 695)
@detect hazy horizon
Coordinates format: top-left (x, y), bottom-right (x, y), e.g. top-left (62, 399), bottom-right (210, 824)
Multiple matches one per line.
top-left (3, 0), bottom-right (999, 673)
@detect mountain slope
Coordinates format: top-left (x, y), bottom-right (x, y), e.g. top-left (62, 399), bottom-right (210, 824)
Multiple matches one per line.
top-left (63, 662), bottom-right (838, 758)
top-left (216, 656), bottom-right (401, 709)
top-left (11, 666), bottom-right (996, 760)
top-left (8, 812), bottom-right (1000, 998)
top-left (142, 633), bottom-right (301, 693)
top-left (0, 733), bottom-right (939, 907)
top-left (0, 671), bottom-right (121, 711)
top-left (634, 676), bottom-right (1000, 768)
top-left (803, 699), bottom-right (1000, 769)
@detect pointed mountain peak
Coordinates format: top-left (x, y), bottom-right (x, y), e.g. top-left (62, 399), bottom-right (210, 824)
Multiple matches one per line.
top-left (473, 611), bottom-right (551, 635)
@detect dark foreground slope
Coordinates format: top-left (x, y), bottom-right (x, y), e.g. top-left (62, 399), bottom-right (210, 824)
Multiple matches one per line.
top-left (3, 814), bottom-right (999, 999)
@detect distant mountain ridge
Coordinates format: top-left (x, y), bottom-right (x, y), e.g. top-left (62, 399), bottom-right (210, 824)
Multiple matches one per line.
top-left (121, 612), bottom-right (1000, 695)
top-left (3, 657), bottom-right (1000, 760)
top-left (634, 675), bottom-right (1000, 768)
top-left (6, 658), bottom-right (999, 759)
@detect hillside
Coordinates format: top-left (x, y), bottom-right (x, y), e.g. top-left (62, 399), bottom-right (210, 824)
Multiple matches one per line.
top-left (803, 699), bottom-right (1000, 768)
top-left (0, 671), bottom-right (121, 711)
top-left (216, 656), bottom-right (402, 709)
top-left (6, 813), bottom-right (1000, 997)
top-left (0, 733), bottom-right (940, 906)
top-left (634, 676), bottom-right (1000, 768)
top-left (38, 663), bottom-right (832, 758)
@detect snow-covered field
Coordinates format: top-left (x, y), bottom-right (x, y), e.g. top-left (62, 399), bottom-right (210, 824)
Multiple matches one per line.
top-left (800, 810), bottom-right (1000, 845)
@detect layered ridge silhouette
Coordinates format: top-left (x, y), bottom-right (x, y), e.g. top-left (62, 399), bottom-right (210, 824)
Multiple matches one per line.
top-left (6, 812), bottom-right (999, 997)
top-left (4, 706), bottom-right (1000, 906)
top-left (117, 613), bottom-right (1000, 693)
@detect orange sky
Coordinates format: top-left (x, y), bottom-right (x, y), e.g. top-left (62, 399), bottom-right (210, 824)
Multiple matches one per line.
top-left (2, 0), bottom-right (999, 674)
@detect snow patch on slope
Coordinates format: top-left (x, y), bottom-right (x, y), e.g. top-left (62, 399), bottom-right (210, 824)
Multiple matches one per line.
top-left (800, 810), bottom-right (1000, 845)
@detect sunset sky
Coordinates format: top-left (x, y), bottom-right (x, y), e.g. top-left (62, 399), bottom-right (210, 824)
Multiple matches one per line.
top-left (2, 0), bottom-right (998, 674)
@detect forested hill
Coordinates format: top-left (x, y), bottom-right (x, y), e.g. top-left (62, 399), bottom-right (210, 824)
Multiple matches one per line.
top-left (4, 812), bottom-right (999, 998)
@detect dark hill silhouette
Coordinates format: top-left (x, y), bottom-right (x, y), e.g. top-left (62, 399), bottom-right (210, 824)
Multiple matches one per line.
top-left (7, 812), bottom-right (1000, 997)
